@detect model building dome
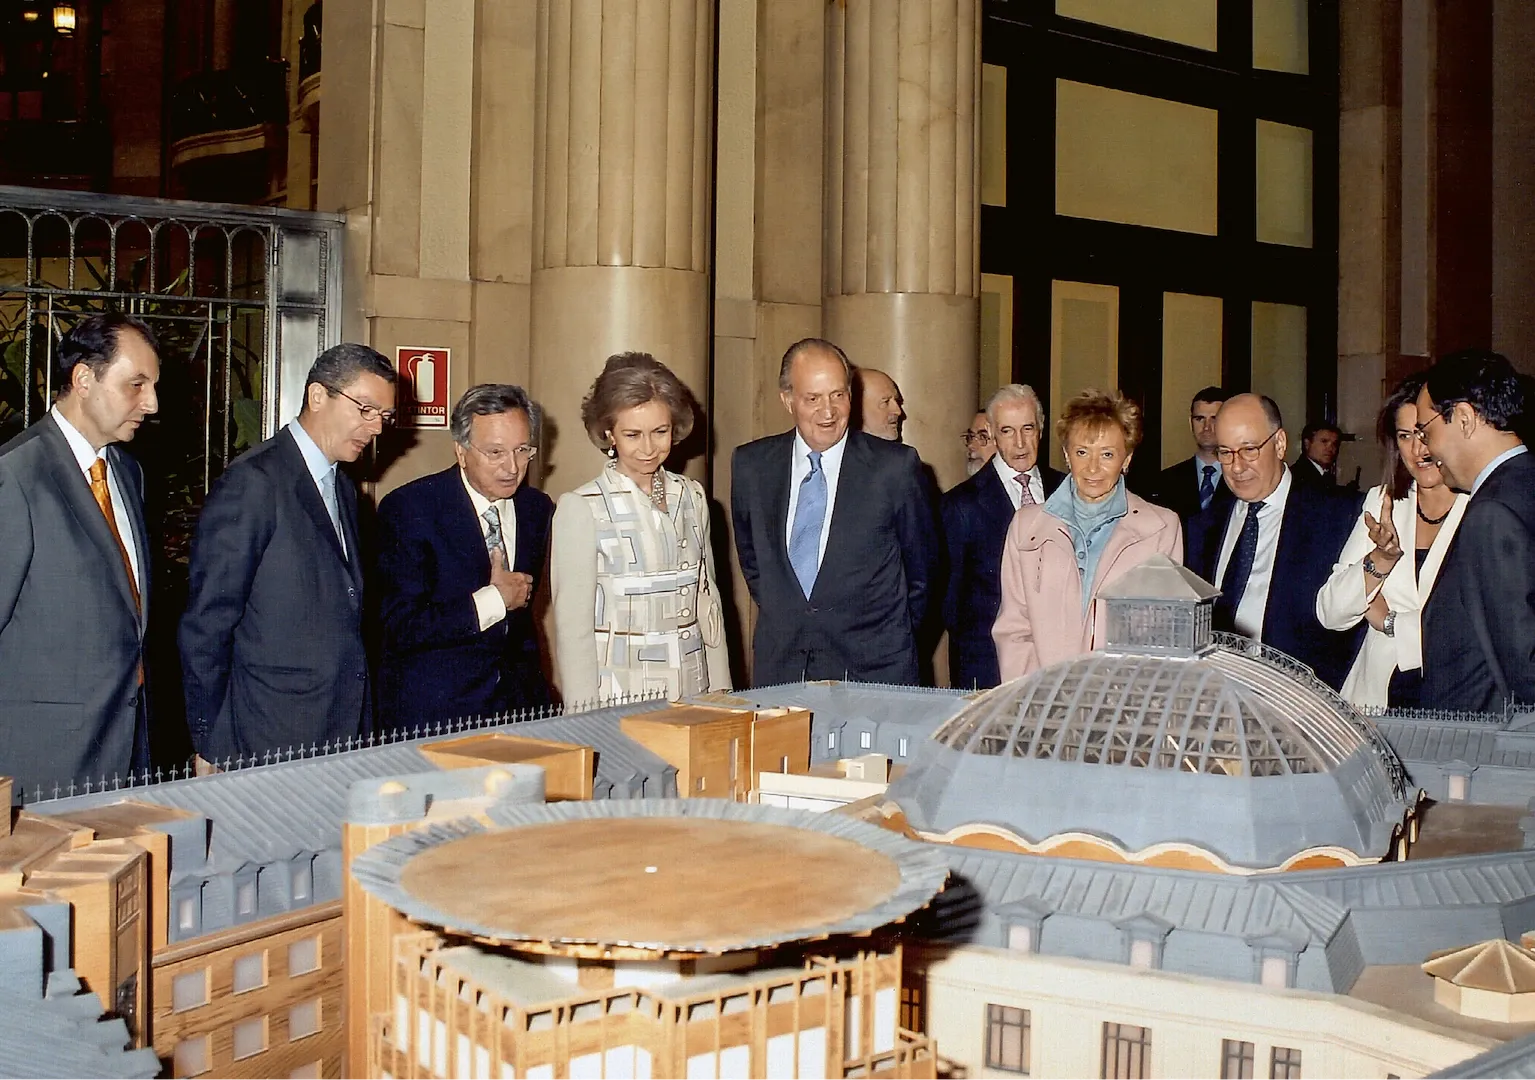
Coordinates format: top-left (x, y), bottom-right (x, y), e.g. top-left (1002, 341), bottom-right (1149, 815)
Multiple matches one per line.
top-left (890, 559), bottom-right (1415, 873)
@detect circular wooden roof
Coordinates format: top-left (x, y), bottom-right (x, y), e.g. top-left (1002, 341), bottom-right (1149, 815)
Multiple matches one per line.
top-left (350, 799), bottom-right (950, 958)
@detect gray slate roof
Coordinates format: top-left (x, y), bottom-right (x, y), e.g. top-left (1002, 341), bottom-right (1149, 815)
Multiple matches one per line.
top-left (1432, 1032), bottom-right (1535, 1078)
top-left (0, 970), bottom-right (160, 1079)
top-left (1377, 718), bottom-right (1535, 769)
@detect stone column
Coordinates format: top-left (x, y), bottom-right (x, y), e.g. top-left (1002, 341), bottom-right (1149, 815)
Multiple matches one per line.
top-left (529, 0), bottom-right (715, 495)
top-left (824, 0), bottom-right (980, 490)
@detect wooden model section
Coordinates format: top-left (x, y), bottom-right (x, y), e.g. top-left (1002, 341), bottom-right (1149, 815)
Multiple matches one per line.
top-left (620, 704), bottom-right (811, 801)
top-left (418, 733), bottom-right (595, 800)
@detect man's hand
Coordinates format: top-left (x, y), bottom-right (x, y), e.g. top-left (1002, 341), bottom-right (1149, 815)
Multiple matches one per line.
top-left (490, 545), bottom-right (533, 610)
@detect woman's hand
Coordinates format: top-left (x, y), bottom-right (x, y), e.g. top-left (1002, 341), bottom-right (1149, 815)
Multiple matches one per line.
top-left (1363, 491), bottom-right (1403, 569)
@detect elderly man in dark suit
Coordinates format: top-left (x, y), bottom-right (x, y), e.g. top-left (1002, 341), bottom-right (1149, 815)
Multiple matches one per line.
top-left (1150, 385), bottom-right (1232, 523)
top-left (941, 383), bottom-right (1065, 689)
top-left (375, 384), bottom-right (554, 730)
top-left (732, 338), bottom-right (939, 686)
top-left (1185, 394), bottom-right (1364, 690)
top-left (180, 343), bottom-right (396, 763)
top-left (0, 314), bottom-right (159, 796)
top-left (1415, 350), bottom-right (1535, 711)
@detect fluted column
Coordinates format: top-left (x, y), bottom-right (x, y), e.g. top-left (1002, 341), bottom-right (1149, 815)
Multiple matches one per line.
top-left (530, 0), bottom-right (715, 493)
top-left (825, 0), bottom-right (980, 489)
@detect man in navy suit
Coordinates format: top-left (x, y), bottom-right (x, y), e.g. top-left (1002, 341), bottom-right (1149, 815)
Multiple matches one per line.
top-left (1150, 385), bottom-right (1233, 523)
top-left (180, 343), bottom-right (396, 762)
top-left (0, 314), bottom-right (159, 795)
top-left (732, 338), bottom-right (939, 686)
top-left (375, 384), bottom-right (554, 730)
top-left (941, 383), bottom-right (1065, 689)
top-left (1185, 394), bottom-right (1364, 690)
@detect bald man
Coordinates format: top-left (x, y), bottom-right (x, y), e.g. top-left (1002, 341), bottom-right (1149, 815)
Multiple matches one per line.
top-left (1184, 393), bottom-right (1364, 690)
top-left (856, 368), bottom-right (905, 442)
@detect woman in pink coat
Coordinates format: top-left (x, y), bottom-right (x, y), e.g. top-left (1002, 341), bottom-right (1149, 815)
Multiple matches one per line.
top-left (993, 389), bottom-right (1183, 680)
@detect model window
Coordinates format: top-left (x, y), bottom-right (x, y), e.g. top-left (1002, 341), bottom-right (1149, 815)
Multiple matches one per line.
top-left (291, 860), bottom-right (312, 902)
top-left (1221, 1039), bottom-right (1255, 1079)
top-left (177, 896), bottom-right (197, 932)
top-left (171, 968), bottom-right (209, 1013)
top-left (289, 998), bottom-right (322, 1040)
top-left (827, 732), bottom-right (837, 750)
top-left (236, 878), bottom-right (257, 916)
top-left (232, 951), bottom-right (267, 994)
top-left (985, 1004), bottom-right (1030, 1074)
top-left (232, 1016), bottom-right (268, 1060)
top-left (1270, 1046), bottom-right (1302, 1079)
top-left (173, 1034), bottom-right (210, 1077)
top-left (1102, 1022), bottom-right (1151, 1080)
top-left (860, 731), bottom-right (872, 749)
top-left (898, 737), bottom-right (909, 757)
top-left (288, 935), bottom-right (321, 976)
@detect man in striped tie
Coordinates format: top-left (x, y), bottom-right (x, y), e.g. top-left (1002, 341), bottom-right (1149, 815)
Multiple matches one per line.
top-left (731, 338), bottom-right (940, 687)
top-left (0, 313), bottom-right (159, 796)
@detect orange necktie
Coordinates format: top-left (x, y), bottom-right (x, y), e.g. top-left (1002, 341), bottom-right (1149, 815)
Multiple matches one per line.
top-left (89, 458), bottom-right (141, 612)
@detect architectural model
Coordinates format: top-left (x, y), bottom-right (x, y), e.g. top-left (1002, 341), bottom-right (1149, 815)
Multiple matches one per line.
top-left (5, 557), bottom-right (1535, 1077)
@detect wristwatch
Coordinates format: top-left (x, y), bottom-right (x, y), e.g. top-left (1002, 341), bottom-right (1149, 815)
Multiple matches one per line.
top-left (1363, 555), bottom-right (1389, 579)
top-left (1382, 610), bottom-right (1397, 638)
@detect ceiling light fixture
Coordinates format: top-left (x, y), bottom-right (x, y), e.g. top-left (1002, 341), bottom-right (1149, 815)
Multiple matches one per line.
top-left (52, 2), bottom-right (75, 33)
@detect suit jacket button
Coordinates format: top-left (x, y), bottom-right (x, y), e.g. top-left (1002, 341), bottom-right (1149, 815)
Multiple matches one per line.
top-left (681, 629), bottom-right (692, 640)
top-left (680, 607), bottom-right (691, 618)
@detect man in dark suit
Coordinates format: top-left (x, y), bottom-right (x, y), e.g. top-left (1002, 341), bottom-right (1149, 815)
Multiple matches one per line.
top-left (1185, 394), bottom-right (1364, 690)
top-left (0, 314), bottom-right (159, 797)
top-left (1291, 421), bottom-right (1342, 488)
top-left (1150, 386), bottom-right (1232, 523)
top-left (941, 383), bottom-right (1065, 689)
top-left (180, 343), bottom-right (397, 763)
top-left (1415, 350), bottom-right (1535, 711)
top-left (732, 338), bottom-right (939, 686)
top-left (375, 384), bottom-right (553, 730)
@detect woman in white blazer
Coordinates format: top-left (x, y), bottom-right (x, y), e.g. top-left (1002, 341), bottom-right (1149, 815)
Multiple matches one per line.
top-left (1316, 374), bottom-right (1468, 709)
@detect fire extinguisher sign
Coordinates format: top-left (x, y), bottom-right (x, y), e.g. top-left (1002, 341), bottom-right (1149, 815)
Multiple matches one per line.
top-left (396, 346), bottom-right (450, 428)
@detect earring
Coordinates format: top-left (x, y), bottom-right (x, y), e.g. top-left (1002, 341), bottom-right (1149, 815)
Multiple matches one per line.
top-left (606, 445), bottom-right (617, 460)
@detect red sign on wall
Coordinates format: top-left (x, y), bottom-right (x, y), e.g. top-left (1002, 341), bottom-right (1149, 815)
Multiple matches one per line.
top-left (396, 346), bottom-right (450, 428)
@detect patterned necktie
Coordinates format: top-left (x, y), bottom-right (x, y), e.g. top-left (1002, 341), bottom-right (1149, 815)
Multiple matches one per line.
top-left (88, 458), bottom-right (140, 611)
top-left (1015, 472), bottom-right (1036, 507)
top-left (483, 505), bottom-right (503, 555)
top-left (1215, 500), bottom-right (1265, 630)
top-left (1199, 464), bottom-right (1217, 510)
top-left (788, 451), bottom-right (827, 599)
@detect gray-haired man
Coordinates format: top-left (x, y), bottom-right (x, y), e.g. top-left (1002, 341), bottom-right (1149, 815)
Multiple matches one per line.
top-left (374, 383), bottom-right (554, 730)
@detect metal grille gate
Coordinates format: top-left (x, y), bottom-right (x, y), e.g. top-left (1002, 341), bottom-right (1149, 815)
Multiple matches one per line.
top-left (0, 183), bottom-right (343, 556)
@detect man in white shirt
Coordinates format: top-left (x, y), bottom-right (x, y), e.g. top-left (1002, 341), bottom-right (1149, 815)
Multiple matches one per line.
top-left (1185, 393), bottom-right (1365, 690)
top-left (733, 338), bottom-right (938, 686)
top-left (0, 313), bottom-right (159, 795)
top-left (375, 385), bottom-right (554, 730)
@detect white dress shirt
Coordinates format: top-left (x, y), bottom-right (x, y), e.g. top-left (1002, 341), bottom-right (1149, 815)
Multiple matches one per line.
top-left (1214, 466), bottom-right (1294, 640)
top-left (1472, 444), bottom-right (1529, 495)
top-left (1193, 454), bottom-right (1223, 496)
top-left (51, 407), bottom-right (142, 593)
top-left (993, 453), bottom-right (1044, 509)
top-left (785, 430), bottom-right (848, 568)
top-left (287, 420), bottom-right (345, 560)
top-left (462, 469), bottom-right (518, 631)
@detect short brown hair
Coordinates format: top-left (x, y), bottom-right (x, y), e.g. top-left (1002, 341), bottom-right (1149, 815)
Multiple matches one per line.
top-left (1055, 388), bottom-right (1143, 454)
top-left (581, 352), bottom-right (697, 450)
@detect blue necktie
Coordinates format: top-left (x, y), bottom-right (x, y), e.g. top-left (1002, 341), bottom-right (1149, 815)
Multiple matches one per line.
top-left (1214, 500), bottom-right (1264, 630)
top-left (1198, 464), bottom-right (1217, 510)
top-left (320, 467), bottom-right (346, 559)
top-left (789, 451), bottom-right (827, 599)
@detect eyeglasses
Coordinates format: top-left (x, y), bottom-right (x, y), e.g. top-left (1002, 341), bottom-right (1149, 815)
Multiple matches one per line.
top-left (329, 385), bottom-right (397, 424)
top-left (1213, 427), bottom-right (1279, 465)
top-left (962, 430), bottom-right (993, 446)
top-left (467, 442), bottom-right (538, 467)
top-left (1413, 406), bottom-right (1452, 441)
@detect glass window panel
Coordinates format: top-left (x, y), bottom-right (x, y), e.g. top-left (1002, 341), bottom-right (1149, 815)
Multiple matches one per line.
top-left (981, 273), bottom-right (1015, 404)
top-left (1256, 121), bottom-right (1314, 247)
top-left (982, 65), bottom-right (1008, 207)
top-left (288, 935), bottom-right (321, 976)
top-left (171, 969), bottom-right (209, 1013)
top-left (1050, 280), bottom-right (1119, 471)
top-left (1254, 0), bottom-right (1309, 73)
top-left (1251, 301), bottom-right (1308, 451)
top-left (1161, 292), bottom-right (1224, 468)
top-left (1057, 0), bottom-right (1218, 51)
top-left (232, 1017), bottom-right (267, 1061)
top-left (173, 1035), bottom-right (210, 1077)
top-left (289, 1064), bottom-right (322, 1080)
top-left (289, 999), bottom-right (322, 1041)
top-left (1056, 81), bottom-right (1219, 235)
top-left (232, 951), bottom-right (266, 994)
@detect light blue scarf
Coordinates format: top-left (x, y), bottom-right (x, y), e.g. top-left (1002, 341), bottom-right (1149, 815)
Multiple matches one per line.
top-left (1042, 476), bottom-right (1130, 611)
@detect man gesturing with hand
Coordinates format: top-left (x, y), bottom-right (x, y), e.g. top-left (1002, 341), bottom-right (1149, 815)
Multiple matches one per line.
top-left (375, 384), bottom-right (554, 731)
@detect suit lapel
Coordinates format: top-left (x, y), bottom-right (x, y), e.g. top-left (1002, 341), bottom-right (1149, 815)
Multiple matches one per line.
top-left (42, 420), bottom-right (140, 621)
top-left (452, 471), bottom-right (495, 579)
top-left (1417, 488), bottom-right (1469, 601)
top-left (106, 445), bottom-right (151, 632)
top-left (279, 428), bottom-right (351, 570)
top-left (977, 464), bottom-right (1014, 530)
top-left (764, 432), bottom-right (796, 578)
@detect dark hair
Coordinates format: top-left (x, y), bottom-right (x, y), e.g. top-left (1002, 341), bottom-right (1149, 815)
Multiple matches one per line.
top-left (54, 313), bottom-right (159, 395)
top-left (1301, 421), bottom-right (1341, 443)
top-left (1056, 388), bottom-right (1144, 454)
top-left (302, 343), bottom-right (397, 412)
top-left (778, 338), bottom-right (852, 393)
top-left (581, 352), bottom-right (697, 450)
top-left (451, 384), bottom-right (540, 445)
top-left (1422, 348), bottom-right (1526, 432)
top-left (1191, 386), bottom-right (1230, 410)
top-left (1378, 373), bottom-right (1426, 499)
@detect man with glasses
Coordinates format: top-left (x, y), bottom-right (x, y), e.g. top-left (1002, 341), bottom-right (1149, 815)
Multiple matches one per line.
top-left (1415, 350), bottom-right (1535, 711)
top-left (180, 343), bottom-right (397, 763)
top-left (374, 384), bottom-right (554, 730)
top-left (962, 411), bottom-right (995, 477)
top-left (1185, 393), bottom-right (1364, 690)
